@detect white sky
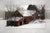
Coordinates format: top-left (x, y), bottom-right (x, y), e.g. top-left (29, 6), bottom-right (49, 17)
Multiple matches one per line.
top-left (0, 0), bottom-right (49, 11)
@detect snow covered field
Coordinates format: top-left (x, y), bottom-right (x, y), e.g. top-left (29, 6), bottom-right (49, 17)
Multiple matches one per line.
top-left (0, 20), bottom-right (46, 28)
top-left (0, 19), bottom-right (50, 33)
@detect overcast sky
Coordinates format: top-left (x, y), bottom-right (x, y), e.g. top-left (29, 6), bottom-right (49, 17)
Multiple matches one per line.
top-left (0, 0), bottom-right (49, 11)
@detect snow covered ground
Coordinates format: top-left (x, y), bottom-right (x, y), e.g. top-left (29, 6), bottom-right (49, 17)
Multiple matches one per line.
top-left (0, 20), bottom-right (50, 33)
top-left (1, 19), bottom-right (50, 33)
top-left (0, 20), bottom-right (46, 28)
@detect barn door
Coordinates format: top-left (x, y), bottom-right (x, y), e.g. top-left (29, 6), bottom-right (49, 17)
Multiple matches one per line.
top-left (24, 19), bottom-right (27, 24)
top-left (20, 21), bottom-right (22, 25)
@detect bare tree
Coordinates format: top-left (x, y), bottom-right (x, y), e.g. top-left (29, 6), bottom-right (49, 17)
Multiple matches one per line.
top-left (5, 0), bottom-right (17, 19)
top-left (5, 0), bottom-right (17, 11)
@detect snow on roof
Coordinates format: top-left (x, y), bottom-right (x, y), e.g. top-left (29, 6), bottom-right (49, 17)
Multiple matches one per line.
top-left (8, 17), bottom-right (23, 21)
top-left (19, 10), bottom-right (36, 16)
